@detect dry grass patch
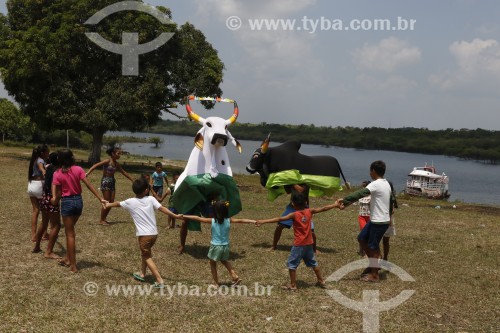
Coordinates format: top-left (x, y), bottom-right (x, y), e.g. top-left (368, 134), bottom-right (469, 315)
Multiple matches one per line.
top-left (0, 147), bottom-right (499, 332)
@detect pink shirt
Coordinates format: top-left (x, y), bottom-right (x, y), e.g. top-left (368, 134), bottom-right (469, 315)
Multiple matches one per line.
top-left (52, 166), bottom-right (86, 197)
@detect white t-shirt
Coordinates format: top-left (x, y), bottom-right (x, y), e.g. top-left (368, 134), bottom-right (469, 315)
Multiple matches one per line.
top-left (120, 196), bottom-right (162, 236)
top-left (366, 178), bottom-right (391, 223)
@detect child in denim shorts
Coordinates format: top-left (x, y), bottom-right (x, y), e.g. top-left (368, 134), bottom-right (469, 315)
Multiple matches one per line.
top-left (257, 193), bottom-right (340, 291)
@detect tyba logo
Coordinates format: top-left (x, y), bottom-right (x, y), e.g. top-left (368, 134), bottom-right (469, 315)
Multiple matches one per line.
top-left (325, 259), bottom-right (415, 333)
top-left (85, 1), bottom-right (175, 76)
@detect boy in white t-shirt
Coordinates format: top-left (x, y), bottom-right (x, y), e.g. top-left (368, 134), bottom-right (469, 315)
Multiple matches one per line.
top-left (105, 178), bottom-right (181, 288)
top-left (338, 160), bottom-right (393, 282)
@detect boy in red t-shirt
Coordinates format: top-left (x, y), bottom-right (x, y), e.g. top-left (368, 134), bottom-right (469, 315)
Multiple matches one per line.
top-left (257, 193), bottom-right (339, 291)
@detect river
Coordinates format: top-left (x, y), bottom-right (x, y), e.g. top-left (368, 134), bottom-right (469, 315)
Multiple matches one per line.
top-left (108, 131), bottom-right (500, 206)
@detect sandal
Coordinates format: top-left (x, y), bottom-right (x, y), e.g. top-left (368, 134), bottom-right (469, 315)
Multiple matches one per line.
top-left (231, 278), bottom-right (242, 287)
top-left (315, 281), bottom-right (327, 289)
top-left (57, 259), bottom-right (71, 268)
top-left (152, 282), bottom-right (164, 289)
top-left (133, 272), bottom-right (146, 282)
top-left (360, 275), bottom-right (379, 283)
top-left (281, 284), bottom-right (298, 291)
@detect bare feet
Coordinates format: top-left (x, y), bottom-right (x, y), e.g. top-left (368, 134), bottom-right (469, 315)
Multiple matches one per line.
top-left (268, 247), bottom-right (276, 252)
top-left (44, 252), bottom-right (62, 260)
top-left (177, 245), bottom-right (184, 255)
top-left (100, 220), bottom-right (111, 226)
top-left (315, 249), bottom-right (322, 254)
top-left (42, 233), bottom-right (49, 241)
top-left (360, 275), bottom-right (379, 283)
top-left (32, 247), bottom-right (42, 253)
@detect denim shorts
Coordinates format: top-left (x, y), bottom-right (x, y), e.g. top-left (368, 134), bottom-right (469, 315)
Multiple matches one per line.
top-left (358, 221), bottom-right (390, 251)
top-left (153, 185), bottom-right (163, 197)
top-left (61, 195), bottom-right (83, 217)
top-left (287, 245), bottom-right (317, 270)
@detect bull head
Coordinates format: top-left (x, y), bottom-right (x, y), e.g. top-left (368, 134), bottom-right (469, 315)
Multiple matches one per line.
top-left (246, 133), bottom-right (271, 176)
top-left (186, 95), bottom-right (242, 153)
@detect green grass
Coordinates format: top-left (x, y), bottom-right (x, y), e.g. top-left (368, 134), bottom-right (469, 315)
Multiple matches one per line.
top-left (0, 145), bottom-right (499, 332)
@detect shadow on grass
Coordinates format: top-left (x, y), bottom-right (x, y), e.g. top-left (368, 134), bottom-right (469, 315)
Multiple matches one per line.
top-left (183, 244), bottom-right (245, 260)
top-left (250, 242), bottom-right (337, 254)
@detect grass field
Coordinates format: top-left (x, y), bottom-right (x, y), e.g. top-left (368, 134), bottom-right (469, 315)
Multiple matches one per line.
top-left (0, 145), bottom-right (499, 333)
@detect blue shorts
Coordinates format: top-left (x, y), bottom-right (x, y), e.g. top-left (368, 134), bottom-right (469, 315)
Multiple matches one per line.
top-left (287, 245), bottom-right (317, 270)
top-left (61, 195), bottom-right (83, 217)
top-left (153, 185), bottom-right (163, 197)
top-left (278, 204), bottom-right (315, 230)
top-left (358, 221), bottom-right (389, 251)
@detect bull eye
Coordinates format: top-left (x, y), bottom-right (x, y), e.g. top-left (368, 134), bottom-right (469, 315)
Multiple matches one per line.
top-left (207, 122), bottom-right (212, 127)
top-left (221, 160), bottom-right (225, 165)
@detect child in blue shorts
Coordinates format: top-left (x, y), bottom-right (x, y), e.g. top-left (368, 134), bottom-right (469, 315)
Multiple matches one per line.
top-left (257, 193), bottom-right (339, 291)
top-left (338, 160), bottom-right (393, 282)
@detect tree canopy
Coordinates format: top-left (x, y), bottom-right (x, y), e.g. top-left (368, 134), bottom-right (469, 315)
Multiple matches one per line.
top-left (0, 0), bottom-right (224, 162)
top-left (0, 97), bottom-right (33, 142)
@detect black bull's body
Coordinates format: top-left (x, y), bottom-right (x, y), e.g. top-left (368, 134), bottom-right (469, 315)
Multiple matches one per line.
top-left (246, 140), bottom-right (347, 188)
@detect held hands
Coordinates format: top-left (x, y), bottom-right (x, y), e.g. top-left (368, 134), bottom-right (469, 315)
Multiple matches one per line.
top-left (335, 199), bottom-right (345, 210)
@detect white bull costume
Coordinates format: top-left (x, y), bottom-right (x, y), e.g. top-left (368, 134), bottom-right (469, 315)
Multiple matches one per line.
top-left (171, 96), bottom-right (243, 231)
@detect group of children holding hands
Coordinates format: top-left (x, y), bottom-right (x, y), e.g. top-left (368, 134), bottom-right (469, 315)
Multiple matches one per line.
top-left (28, 145), bottom-right (395, 290)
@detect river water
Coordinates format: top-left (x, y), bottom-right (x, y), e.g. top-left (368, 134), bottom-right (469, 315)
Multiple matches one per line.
top-left (108, 131), bottom-right (500, 206)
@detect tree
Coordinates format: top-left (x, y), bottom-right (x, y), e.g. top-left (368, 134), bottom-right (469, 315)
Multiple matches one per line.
top-left (149, 136), bottom-right (162, 148)
top-left (0, 98), bottom-right (33, 142)
top-left (0, 0), bottom-right (224, 163)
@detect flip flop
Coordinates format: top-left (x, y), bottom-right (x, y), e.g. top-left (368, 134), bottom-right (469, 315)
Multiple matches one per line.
top-left (360, 275), bottom-right (379, 283)
top-left (133, 272), bottom-right (145, 282)
top-left (281, 284), bottom-right (298, 292)
top-left (152, 282), bottom-right (164, 289)
top-left (315, 281), bottom-right (327, 289)
top-left (57, 259), bottom-right (70, 268)
top-left (231, 278), bottom-right (242, 287)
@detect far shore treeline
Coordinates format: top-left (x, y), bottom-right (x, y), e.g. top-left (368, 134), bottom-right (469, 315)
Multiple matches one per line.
top-left (3, 119), bottom-right (499, 164)
top-left (148, 120), bottom-right (500, 164)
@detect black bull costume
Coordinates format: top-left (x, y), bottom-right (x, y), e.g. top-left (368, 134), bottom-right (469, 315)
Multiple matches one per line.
top-left (246, 134), bottom-right (348, 200)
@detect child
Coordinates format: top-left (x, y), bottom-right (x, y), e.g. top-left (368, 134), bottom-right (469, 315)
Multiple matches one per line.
top-left (182, 201), bottom-right (255, 287)
top-left (50, 149), bottom-right (106, 273)
top-left (357, 181), bottom-right (371, 256)
top-left (269, 184), bottom-right (320, 253)
top-left (27, 144), bottom-right (50, 242)
top-left (105, 177), bottom-right (182, 288)
top-left (150, 162), bottom-right (169, 199)
top-left (87, 146), bottom-right (133, 226)
top-left (141, 173), bottom-right (161, 201)
top-left (382, 181), bottom-right (398, 262)
top-left (33, 152), bottom-right (62, 259)
top-left (337, 160), bottom-right (393, 282)
top-left (166, 170), bottom-right (180, 228)
top-left (257, 192), bottom-right (339, 291)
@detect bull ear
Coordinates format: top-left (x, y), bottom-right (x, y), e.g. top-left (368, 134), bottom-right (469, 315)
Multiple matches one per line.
top-left (234, 139), bottom-right (242, 154)
top-left (226, 130), bottom-right (242, 154)
top-left (261, 133), bottom-right (271, 153)
top-left (194, 132), bottom-right (204, 151)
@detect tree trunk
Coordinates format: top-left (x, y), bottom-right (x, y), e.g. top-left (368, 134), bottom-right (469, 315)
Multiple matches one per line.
top-left (88, 129), bottom-right (105, 164)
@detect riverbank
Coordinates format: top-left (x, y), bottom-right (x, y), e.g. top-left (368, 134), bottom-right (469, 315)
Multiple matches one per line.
top-left (1, 145), bottom-right (499, 332)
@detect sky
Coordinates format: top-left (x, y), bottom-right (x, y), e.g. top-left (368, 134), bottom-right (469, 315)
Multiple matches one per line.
top-left (1, 0), bottom-right (500, 130)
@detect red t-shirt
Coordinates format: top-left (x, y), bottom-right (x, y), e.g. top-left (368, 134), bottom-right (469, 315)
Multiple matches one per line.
top-left (292, 208), bottom-right (313, 246)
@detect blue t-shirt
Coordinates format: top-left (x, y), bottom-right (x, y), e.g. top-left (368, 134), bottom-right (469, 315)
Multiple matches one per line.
top-left (151, 171), bottom-right (167, 187)
top-left (211, 217), bottom-right (230, 246)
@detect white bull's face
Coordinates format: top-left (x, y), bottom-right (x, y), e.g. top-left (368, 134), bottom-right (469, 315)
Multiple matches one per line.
top-left (203, 116), bottom-right (229, 147)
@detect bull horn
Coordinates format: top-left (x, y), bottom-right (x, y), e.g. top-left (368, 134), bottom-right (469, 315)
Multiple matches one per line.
top-left (186, 95), bottom-right (205, 124)
top-left (225, 101), bottom-right (239, 125)
top-left (261, 133), bottom-right (271, 153)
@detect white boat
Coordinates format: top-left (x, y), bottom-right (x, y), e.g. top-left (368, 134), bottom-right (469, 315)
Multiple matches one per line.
top-left (405, 164), bottom-right (450, 199)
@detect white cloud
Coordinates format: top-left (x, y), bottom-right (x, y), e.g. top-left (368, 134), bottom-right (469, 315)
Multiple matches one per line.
top-left (429, 38), bottom-right (500, 91)
top-left (352, 37), bottom-right (421, 72)
top-left (356, 74), bottom-right (418, 95)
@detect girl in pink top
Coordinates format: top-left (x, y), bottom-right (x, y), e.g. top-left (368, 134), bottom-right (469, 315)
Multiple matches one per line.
top-left (51, 149), bottom-right (105, 273)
